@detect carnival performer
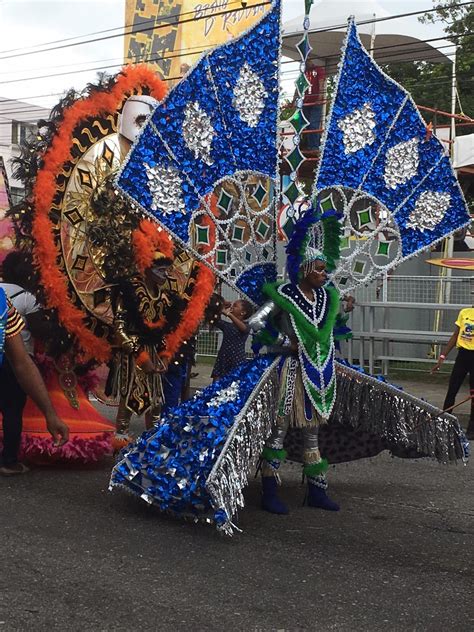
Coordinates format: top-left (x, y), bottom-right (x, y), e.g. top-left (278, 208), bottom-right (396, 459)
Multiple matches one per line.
top-left (0, 252), bottom-right (114, 464)
top-left (108, 250), bottom-right (174, 439)
top-left (0, 251), bottom-right (42, 471)
top-left (0, 288), bottom-right (69, 474)
top-left (249, 246), bottom-right (340, 515)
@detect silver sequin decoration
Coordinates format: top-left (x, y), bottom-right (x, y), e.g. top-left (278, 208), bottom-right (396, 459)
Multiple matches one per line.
top-left (232, 62), bottom-right (268, 128)
top-left (207, 381), bottom-right (240, 409)
top-left (406, 190), bottom-right (451, 232)
top-left (182, 101), bottom-right (215, 165)
top-left (145, 163), bottom-right (186, 216)
top-left (330, 362), bottom-right (464, 465)
top-left (337, 103), bottom-right (376, 154)
top-left (383, 138), bottom-right (419, 189)
top-left (206, 359), bottom-right (280, 536)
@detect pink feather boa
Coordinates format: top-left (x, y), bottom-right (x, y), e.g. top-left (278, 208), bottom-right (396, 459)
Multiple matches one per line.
top-left (0, 432), bottom-right (113, 464)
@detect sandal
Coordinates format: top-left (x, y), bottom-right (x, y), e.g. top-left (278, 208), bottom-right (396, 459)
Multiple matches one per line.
top-left (0, 463), bottom-right (30, 476)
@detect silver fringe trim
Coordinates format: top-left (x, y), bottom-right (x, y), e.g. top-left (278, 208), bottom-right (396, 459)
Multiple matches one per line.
top-left (206, 358), bottom-right (280, 536)
top-left (333, 362), bottom-right (465, 464)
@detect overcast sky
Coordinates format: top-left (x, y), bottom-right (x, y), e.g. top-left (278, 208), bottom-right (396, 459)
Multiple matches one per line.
top-left (0, 0), bottom-right (447, 110)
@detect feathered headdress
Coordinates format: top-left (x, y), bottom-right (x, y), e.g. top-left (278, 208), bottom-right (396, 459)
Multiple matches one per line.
top-left (285, 205), bottom-right (343, 284)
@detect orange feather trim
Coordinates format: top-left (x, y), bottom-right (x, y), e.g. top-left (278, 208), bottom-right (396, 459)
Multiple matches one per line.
top-left (159, 263), bottom-right (215, 361)
top-left (32, 66), bottom-right (167, 362)
top-left (136, 350), bottom-right (151, 367)
top-left (132, 219), bottom-right (174, 275)
top-left (143, 317), bottom-right (166, 330)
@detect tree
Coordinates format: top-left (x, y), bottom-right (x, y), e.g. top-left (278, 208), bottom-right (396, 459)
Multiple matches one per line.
top-left (382, 1), bottom-right (474, 127)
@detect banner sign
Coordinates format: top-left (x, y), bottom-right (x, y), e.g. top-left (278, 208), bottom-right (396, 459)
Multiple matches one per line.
top-left (124, 0), bottom-right (269, 82)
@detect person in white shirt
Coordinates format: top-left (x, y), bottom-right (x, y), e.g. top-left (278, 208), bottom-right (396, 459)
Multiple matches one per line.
top-left (0, 275), bottom-right (40, 356)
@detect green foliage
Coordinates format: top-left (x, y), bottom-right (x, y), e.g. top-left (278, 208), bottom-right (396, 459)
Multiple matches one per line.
top-left (382, 1), bottom-right (474, 124)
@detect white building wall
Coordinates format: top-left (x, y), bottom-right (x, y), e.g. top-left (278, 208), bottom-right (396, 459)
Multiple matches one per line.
top-left (0, 98), bottom-right (50, 201)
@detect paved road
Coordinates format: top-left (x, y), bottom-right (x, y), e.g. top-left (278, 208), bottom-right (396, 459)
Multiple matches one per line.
top-left (1, 450), bottom-right (473, 631)
top-left (1, 368), bottom-right (473, 631)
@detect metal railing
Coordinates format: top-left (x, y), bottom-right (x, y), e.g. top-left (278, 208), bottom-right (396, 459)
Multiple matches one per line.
top-left (196, 275), bottom-right (474, 374)
top-left (349, 274), bottom-right (474, 374)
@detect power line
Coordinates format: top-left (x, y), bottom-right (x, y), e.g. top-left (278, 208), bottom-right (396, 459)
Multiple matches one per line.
top-left (1, 0), bottom-right (472, 64)
top-left (1, 25), bottom-right (468, 84)
top-left (0, 93), bottom-right (63, 105)
top-left (0, 41), bottom-right (213, 86)
top-left (301, 1), bottom-right (474, 35)
top-left (0, 6), bottom-right (472, 108)
top-left (0, 0), bottom-right (251, 56)
top-left (0, 2), bottom-right (271, 62)
top-left (1, 25), bottom-right (471, 88)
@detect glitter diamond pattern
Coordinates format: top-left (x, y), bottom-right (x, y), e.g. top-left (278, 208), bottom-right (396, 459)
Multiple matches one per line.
top-left (196, 225), bottom-right (210, 245)
top-left (145, 163), bottom-right (186, 216)
top-left (233, 63), bottom-right (268, 128)
top-left (182, 101), bottom-right (215, 165)
top-left (357, 206), bottom-right (373, 228)
top-left (337, 103), bottom-right (376, 154)
top-left (217, 188), bottom-right (233, 214)
top-left (384, 138), bottom-right (419, 189)
top-left (376, 240), bottom-right (390, 257)
top-left (252, 182), bottom-right (267, 205)
top-left (406, 191), bottom-right (451, 233)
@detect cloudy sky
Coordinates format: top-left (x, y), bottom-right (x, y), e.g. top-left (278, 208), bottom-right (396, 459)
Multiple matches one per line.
top-left (0, 0), bottom-right (447, 110)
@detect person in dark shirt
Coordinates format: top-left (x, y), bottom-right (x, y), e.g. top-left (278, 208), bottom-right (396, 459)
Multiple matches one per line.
top-left (211, 299), bottom-right (254, 380)
top-left (0, 292), bottom-right (69, 474)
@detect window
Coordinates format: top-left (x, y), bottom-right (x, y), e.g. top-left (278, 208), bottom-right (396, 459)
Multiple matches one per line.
top-left (10, 186), bottom-right (25, 204)
top-left (11, 120), bottom-right (36, 145)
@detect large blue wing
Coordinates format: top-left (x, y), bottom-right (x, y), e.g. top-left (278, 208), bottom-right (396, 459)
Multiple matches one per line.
top-left (116, 2), bottom-right (281, 303)
top-left (313, 19), bottom-right (470, 291)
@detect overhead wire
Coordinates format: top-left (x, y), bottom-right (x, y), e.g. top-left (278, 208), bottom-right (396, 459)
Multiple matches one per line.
top-left (0, 38), bottom-right (468, 119)
top-left (0, 3), bottom-right (472, 119)
top-left (0, 25), bottom-right (470, 85)
top-left (0, 0), bottom-right (253, 55)
top-left (0, 0), bottom-right (472, 63)
top-left (0, 26), bottom-right (470, 89)
top-left (0, 1), bottom-right (272, 61)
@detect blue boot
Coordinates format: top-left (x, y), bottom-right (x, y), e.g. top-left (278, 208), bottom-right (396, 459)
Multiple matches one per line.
top-left (261, 476), bottom-right (289, 515)
top-left (306, 476), bottom-right (340, 512)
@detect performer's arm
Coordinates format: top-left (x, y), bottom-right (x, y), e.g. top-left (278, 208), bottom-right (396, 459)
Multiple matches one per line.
top-left (431, 327), bottom-right (459, 373)
top-left (5, 334), bottom-right (69, 445)
top-left (113, 301), bottom-right (138, 353)
top-left (342, 294), bottom-right (355, 313)
top-left (222, 308), bottom-right (249, 334)
top-left (248, 301), bottom-right (279, 332)
top-left (248, 301), bottom-right (293, 352)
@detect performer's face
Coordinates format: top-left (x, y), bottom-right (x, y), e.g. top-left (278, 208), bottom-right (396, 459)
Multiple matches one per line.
top-left (305, 260), bottom-right (327, 288)
top-left (149, 264), bottom-right (171, 286)
top-left (232, 300), bottom-right (249, 320)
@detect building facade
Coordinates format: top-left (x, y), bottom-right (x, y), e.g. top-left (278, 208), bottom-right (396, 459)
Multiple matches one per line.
top-left (0, 97), bottom-right (51, 203)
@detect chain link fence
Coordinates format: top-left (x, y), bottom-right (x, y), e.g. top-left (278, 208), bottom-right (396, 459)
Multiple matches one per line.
top-left (354, 273), bottom-right (472, 305)
top-left (196, 275), bottom-right (474, 372)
